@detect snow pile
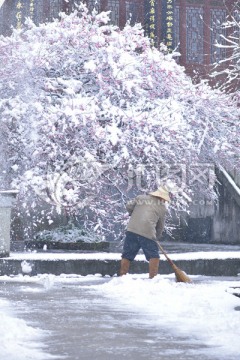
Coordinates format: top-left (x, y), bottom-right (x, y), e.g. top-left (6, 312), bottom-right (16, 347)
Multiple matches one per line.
top-left (94, 275), bottom-right (240, 358)
top-left (0, 298), bottom-right (54, 360)
top-left (21, 260), bottom-right (33, 274)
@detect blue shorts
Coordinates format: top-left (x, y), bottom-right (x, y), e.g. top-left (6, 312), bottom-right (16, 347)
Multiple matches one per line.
top-left (122, 231), bottom-right (159, 261)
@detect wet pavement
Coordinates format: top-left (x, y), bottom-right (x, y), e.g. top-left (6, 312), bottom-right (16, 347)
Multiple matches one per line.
top-left (0, 276), bottom-right (236, 360)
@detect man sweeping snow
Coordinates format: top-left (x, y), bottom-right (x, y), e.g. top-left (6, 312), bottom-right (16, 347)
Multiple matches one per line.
top-left (120, 187), bottom-right (170, 278)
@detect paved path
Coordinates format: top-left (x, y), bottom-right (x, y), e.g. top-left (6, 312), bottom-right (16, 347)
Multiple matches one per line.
top-left (0, 277), bottom-right (226, 360)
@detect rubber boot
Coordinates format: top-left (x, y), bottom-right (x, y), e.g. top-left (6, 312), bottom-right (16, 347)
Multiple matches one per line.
top-left (119, 258), bottom-right (130, 276)
top-left (149, 258), bottom-right (160, 279)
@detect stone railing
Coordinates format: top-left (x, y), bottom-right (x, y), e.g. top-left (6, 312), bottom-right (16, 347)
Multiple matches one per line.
top-left (228, 169), bottom-right (240, 189)
top-left (218, 167), bottom-right (240, 208)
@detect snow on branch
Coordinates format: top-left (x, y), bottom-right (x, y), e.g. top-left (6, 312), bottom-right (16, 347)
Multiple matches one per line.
top-left (0, 3), bottom-right (239, 239)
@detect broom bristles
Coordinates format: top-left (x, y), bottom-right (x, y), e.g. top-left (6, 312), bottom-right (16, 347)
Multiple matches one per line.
top-left (172, 263), bottom-right (192, 283)
top-left (156, 241), bottom-right (192, 283)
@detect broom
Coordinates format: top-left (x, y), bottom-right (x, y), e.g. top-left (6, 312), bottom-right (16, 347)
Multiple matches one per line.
top-left (156, 242), bottom-right (192, 283)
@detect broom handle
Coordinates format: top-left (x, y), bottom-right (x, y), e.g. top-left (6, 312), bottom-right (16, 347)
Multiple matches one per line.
top-left (156, 241), bottom-right (176, 268)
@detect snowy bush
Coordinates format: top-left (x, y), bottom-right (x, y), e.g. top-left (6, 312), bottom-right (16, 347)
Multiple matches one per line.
top-left (34, 222), bottom-right (102, 243)
top-left (0, 3), bottom-right (239, 239)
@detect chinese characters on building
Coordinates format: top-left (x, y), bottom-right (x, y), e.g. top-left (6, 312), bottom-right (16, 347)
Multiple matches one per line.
top-left (145, 0), bottom-right (175, 50)
top-left (145, 0), bottom-right (157, 47)
top-left (15, 0), bottom-right (35, 29)
top-left (161, 0), bottom-right (175, 50)
top-left (16, 0), bottom-right (22, 29)
top-left (29, 0), bottom-right (34, 19)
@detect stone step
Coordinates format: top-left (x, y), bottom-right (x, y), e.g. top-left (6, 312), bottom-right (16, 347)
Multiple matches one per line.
top-left (1, 256), bottom-right (240, 277)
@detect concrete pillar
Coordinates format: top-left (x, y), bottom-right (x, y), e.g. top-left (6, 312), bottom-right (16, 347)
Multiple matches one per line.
top-left (0, 190), bottom-right (18, 257)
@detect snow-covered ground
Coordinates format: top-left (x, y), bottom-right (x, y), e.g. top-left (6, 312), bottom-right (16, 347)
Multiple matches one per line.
top-left (5, 250), bottom-right (240, 261)
top-left (0, 273), bottom-right (239, 360)
top-left (0, 296), bottom-right (54, 360)
top-left (94, 274), bottom-right (240, 359)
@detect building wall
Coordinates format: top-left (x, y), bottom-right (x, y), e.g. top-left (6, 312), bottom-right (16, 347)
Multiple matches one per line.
top-left (0, 0), bottom-right (69, 35)
top-left (73, 0), bottom-right (236, 87)
top-left (0, 1), bottom-right (236, 77)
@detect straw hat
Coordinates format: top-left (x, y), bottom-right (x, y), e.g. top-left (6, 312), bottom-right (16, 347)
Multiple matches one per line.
top-left (149, 186), bottom-right (170, 202)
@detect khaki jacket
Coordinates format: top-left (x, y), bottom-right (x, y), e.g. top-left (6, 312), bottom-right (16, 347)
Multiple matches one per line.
top-left (126, 194), bottom-right (166, 241)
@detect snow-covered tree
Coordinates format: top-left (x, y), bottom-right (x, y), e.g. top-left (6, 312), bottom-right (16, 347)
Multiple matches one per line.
top-left (212, 1), bottom-right (240, 94)
top-left (0, 3), bottom-right (239, 239)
